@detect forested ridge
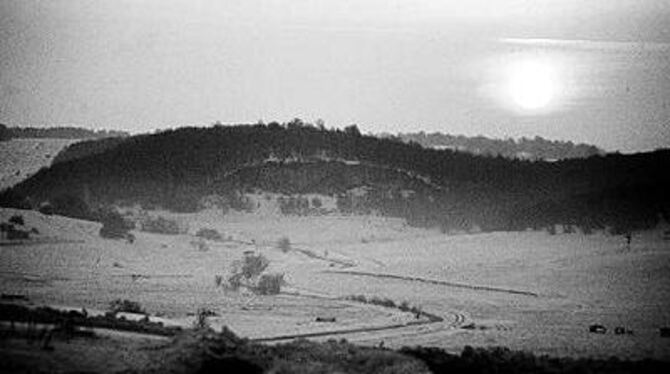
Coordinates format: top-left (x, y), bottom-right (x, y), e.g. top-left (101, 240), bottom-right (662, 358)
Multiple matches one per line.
top-left (1, 121), bottom-right (667, 233)
top-left (389, 131), bottom-right (604, 160)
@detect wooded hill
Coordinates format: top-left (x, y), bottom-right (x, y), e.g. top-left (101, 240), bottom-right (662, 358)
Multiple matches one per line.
top-left (1, 121), bottom-right (667, 233)
top-left (388, 132), bottom-right (604, 160)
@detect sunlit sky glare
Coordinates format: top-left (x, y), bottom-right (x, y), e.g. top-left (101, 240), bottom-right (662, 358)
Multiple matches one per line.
top-left (1, 0), bottom-right (669, 152)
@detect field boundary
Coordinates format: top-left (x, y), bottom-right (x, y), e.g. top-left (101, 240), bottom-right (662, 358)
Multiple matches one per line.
top-left (323, 270), bottom-right (539, 297)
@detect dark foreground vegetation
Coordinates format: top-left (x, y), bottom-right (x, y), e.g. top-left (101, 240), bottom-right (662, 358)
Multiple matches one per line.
top-left (3, 315), bottom-right (667, 373)
top-left (400, 346), bottom-right (670, 374)
top-left (1, 121), bottom-right (668, 234)
top-left (179, 330), bottom-right (670, 374)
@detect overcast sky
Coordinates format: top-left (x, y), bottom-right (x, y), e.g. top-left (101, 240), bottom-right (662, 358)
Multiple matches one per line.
top-left (1, 0), bottom-right (669, 152)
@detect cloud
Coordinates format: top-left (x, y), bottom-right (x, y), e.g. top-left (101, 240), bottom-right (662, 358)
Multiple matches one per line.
top-left (500, 38), bottom-right (670, 52)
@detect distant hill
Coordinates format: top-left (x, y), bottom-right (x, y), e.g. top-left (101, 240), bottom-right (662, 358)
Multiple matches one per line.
top-left (383, 132), bottom-right (604, 160)
top-left (0, 124), bottom-right (129, 140)
top-left (1, 121), bottom-right (667, 234)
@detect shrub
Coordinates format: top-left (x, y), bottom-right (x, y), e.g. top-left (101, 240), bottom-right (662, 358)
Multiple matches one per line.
top-left (108, 299), bottom-right (145, 314)
top-left (194, 308), bottom-right (214, 329)
top-left (50, 194), bottom-right (94, 220)
top-left (255, 273), bottom-right (284, 295)
top-left (229, 191), bottom-right (255, 212)
top-left (98, 209), bottom-right (134, 239)
top-left (199, 194), bottom-right (230, 214)
top-left (240, 253), bottom-right (269, 279)
top-left (546, 225), bottom-right (557, 235)
top-left (196, 228), bottom-right (223, 241)
top-left (38, 203), bottom-right (54, 215)
top-left (278, 236), bottom-right (291, 252)
top-left (2, 222), bottom-right (31, 240)
top-left (226, 253), bottom-right (278, 295)
top-left (349, 295), bottom-right (367, 303)
top-left (8, 215), bottom-right (24, 226)
top-left (581, 225), bottom-right (593, 235)
top-left (141, 216), bottom-right (183, 235)
top-left (191, 239), bottom-right (209, 251)
top-left (369, 297), bottom-right (396, 308)
top-left (369, 296), bottom-right (383, 305)
top-left (409, 306), bottom-right (422, 316)
top-left (227, 273), bottom-right (243, 291)
top-left (278, 196), bottom-right (310, 215)
top-left (346, 295), bottom-right (425, 318)
top-left (6, 225), bottom-right (30, 240)
top-left (311, 197), bottom-right (322, 209)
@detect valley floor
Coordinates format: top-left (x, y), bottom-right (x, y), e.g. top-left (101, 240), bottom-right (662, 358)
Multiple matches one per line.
top-left (1, 207), bottom-right (670, 364)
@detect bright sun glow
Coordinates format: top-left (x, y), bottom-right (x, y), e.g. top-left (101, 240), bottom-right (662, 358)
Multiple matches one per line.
top-left (506, 60), bottom-right (558, 110)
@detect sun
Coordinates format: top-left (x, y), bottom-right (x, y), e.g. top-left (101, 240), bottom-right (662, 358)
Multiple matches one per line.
top-left (506, 59), bottom-right (558, 110)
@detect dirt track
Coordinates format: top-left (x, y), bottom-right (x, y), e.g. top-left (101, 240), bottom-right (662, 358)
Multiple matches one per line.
top-left (252, 308), bottom-right (465, 343)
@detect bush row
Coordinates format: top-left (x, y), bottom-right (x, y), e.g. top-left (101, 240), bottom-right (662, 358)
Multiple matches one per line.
top-left (345, 294), bottom-right (441, 321)
top-left (0, 302), bottom-right (181, 337)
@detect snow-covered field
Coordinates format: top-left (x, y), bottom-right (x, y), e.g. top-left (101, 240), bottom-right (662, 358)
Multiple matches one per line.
top-left (1, 207), bottom-right (669, 360)
top-left (0, 138), bottom-right (78, 190)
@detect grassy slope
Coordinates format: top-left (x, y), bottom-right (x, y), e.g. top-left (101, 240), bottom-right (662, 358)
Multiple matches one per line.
top-left (0, 139), bottom-right (78, 190)
top-left (0, 207), bottom-right (422, 339)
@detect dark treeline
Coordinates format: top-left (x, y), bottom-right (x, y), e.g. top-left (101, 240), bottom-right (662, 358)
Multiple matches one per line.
top-left (0, 123), bottom-right (129, 140)
top-left (388, 131), bottom-right (604, 160)
top-left (1, 120), bottom-right (667, 234)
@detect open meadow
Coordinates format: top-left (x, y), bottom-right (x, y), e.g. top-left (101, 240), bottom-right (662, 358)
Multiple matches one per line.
top-left (1, 206), bottom-right (669, 361)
